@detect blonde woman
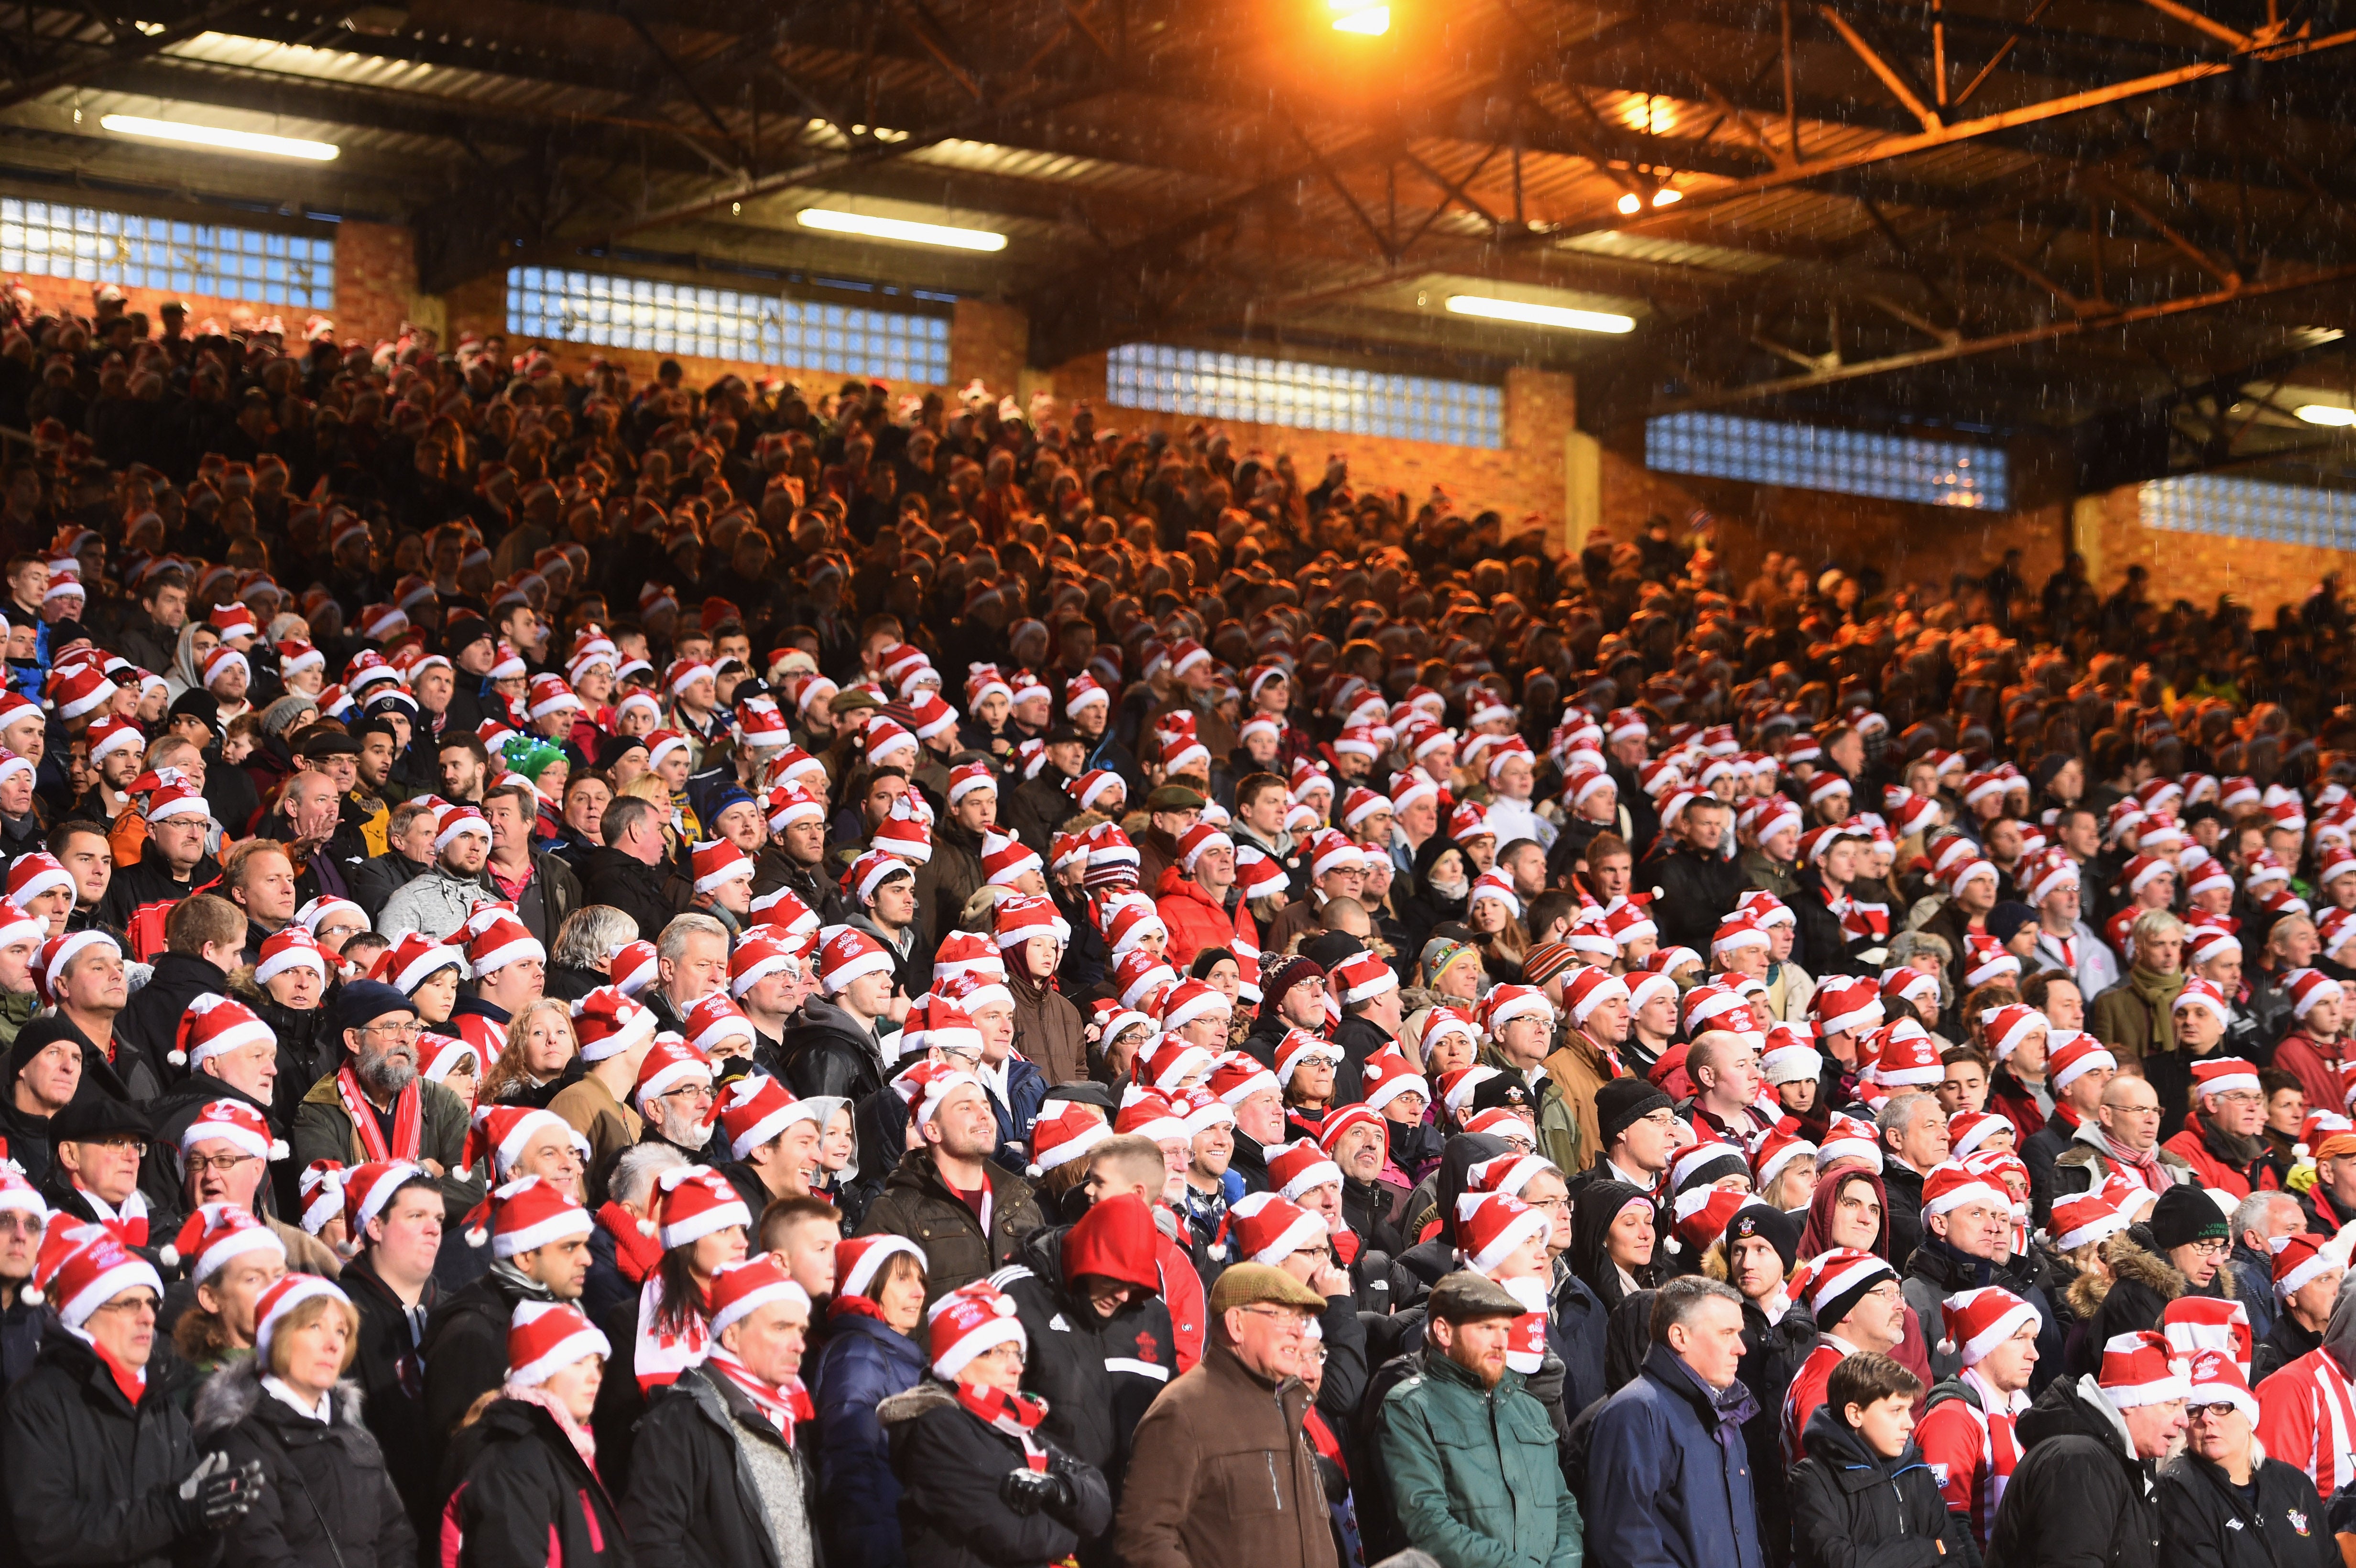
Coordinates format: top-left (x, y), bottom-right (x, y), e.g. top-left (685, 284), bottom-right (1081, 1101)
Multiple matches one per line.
top-left (480, 997), bottom-right (581, 1111)
top-left (193, 1277), bottom-right (414, 1568)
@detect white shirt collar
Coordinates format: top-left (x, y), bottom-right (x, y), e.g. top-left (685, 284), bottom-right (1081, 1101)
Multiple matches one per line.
top-left (262, 1375), bottom-right (333, 1423)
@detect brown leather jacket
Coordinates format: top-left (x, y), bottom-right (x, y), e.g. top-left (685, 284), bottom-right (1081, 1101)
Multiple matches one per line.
top-left (1113, 1339), bottom-right (1337, 1568)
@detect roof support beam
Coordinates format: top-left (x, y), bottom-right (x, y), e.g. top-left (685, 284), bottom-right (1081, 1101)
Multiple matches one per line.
top-left (1651, 261), bottom-right (2356, 414)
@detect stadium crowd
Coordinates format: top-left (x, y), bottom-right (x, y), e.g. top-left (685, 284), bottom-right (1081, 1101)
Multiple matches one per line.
top-left (1, 287), bottom-right (2356, 1568)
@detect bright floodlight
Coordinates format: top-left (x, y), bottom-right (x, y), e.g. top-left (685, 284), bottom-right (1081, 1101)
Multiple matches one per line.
top-left (1616, 193), bottom-right (1642, 215)
top-left (1445, 295), bottom-right (1636, 334)
top-left (796, 208), bottom-right (1007, 252)
top-left (1331, 4), bottom-right (1390, 33)
top-left (100, 114), bottom-right (338, 161)
top-left (2295, 403), bottom-right (2356, 427)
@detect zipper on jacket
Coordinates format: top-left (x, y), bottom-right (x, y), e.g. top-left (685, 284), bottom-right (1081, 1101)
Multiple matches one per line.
top-left (1266, 1451), bottom-right (1283, 1511)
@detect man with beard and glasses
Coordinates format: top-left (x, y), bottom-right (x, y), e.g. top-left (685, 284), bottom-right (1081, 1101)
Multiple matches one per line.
top-left (291, 980), bottom-right (480, 1224)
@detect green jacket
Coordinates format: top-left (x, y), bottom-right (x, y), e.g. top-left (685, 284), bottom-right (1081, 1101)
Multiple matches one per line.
top-left (1379, 1346), bottom-right (1584, 1568)
top-left (0, 989), bottom-right (33, 1050)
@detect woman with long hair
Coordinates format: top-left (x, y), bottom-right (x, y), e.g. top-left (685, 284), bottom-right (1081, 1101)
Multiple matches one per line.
top-left (593, 1164), bottom-right (750, 1482)
top-left (480, 998), bottom-right (582, 1110)
top-left (813, 1236), bottom-right (930, 1568)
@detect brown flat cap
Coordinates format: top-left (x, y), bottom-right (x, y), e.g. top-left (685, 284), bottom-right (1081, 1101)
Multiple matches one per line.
top-left (1209, 1262), bottom-right (1324, 1315)
top-left (1428, 1270), bottom-right (1527, 1324)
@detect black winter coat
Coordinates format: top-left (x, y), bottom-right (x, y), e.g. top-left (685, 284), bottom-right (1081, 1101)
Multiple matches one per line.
top-left (1789, 1403), bottom-right (1966, 1568)
top-left (618, 1363), bottom-right (814, 1568)
top-left (1791, 870), bottom-right (1876, 979)
top-left (191, 1359), bottom-right (416, 1568)
top-left (1742, 1295), bottom-right (1823, 1568)
top-left (580, 846), bottom-right (688, 943)
top-left (418, 1269), bottom-right (549, 1467)
top-left (450, 1398), bottom-right (632, 1568)
top-left (879, 1380), bottom-right (1113, 1568)
top-left (338, 1255), bottom-right (439, 1546)
top-left (991, 1222), bottom-right (1178, 1482)
top-left (114, 950), bottom-right (234, 1090)
top-left (779, 994), bottom-right (888, 1103)
top-left (1985, 1374), bottom-right (2160, 1568)
top-left (1645, 842), bottom-right (1750, 954)
top-left (0, 1322), bottom-right (210, 1568)
top-left (2154, 1450), bottom-right (2336, 1568)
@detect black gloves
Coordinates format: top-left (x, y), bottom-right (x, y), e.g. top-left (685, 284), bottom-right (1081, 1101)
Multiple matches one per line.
top-left (1000, 1467), bottom-right (1076, 1517)
top-left (178, 1452), bottom-right (264, 1531)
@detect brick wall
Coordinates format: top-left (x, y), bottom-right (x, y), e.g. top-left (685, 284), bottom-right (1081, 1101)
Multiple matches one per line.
top-left (1039, 351), bottom-right (1582, 539)
top-left (1592, 440), bottom-right (2069, 599)
top-left (2079, 480), bottom-right (2339, 620)
top-left (9, 216), bottom-right (414, 350)
top-left (951, 299), bottom-right (1027, 398)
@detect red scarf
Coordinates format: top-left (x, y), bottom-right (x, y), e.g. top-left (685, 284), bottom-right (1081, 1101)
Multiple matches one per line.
top-left (955, 1380), bottom-right (1050, 1471)
top-left (828, 1295), bottom-right (893, 1325)
top-left (75, 1184), bottom-right (148, 1248)
top-left (706, 1344), bottom-right (813, 1443)
top-left (337, 1064), bottom-right (422, 1162)
top-left (595, 1203), bottom-right (663, 1284)
top-left (77, 1329), bottom-right (147, 1407)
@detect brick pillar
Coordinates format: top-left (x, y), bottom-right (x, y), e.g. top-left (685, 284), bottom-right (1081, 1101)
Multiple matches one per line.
top-left (951, 300), bottom-right (1028, 399)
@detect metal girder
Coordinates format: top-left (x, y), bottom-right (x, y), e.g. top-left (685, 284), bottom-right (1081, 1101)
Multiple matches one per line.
top-left (1649, 263), bottom-right (2356, 414)
top-left (0, 0), bottom-right (257, 110)
top-left (1555, 23), bottom-right (2356, 240)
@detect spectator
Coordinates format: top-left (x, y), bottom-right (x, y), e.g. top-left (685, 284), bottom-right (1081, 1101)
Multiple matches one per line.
top-left (1114, 1262), bottom-right (1337, 1568)
top-left (811, 1234), bottom-right (930, 1568)
top-left (1874, 1092), bottom-right (1948, 1269)
top-left (192, 1275), bottom-right (417, 1568)
top-left (1, 1226), bottom-right (261, 1568)
top-left (2159, 1349), bottom-right (2334, 1568)
top-left (1987, 1329), bottom-right (2187, 1568)
top-left (1378, 1269), bottom-right (1584, 1568)
top-left (334, 1160), bottom-right (447, 1548)
top-left (1789, 1352), bottom-right (1963, 1568)
top-left (621, 1256), bottom-right (819, 1568)
top-left (1913, 1287), bottom-right (2040, 1549)
top-left (376, 804), bottom-right (496, 941)
top-left (2252, 1231), bottom-right (2340, 1381)
top-left (1900, 1164), bottom-right (2062, 1382)
top-left (859, 1059), bottom-right (1044, 1300)
top-left (446, 1300), bottom-right (628, 1568)
top-left (2051, 1075), bottom-right (2192, 1200)
top-left (1587, 1276), bottom-right (1766, 1568)
top-left (419, 1174), bottom-right (593, 1468)
top-left (292, 980), bottom-right (476, 1221)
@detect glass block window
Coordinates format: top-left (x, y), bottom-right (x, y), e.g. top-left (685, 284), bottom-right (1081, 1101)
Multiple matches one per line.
top-left (2140, 473), bottom-right (2356, 548)
top-left (1105, 342), bottom-right (1504, 448)
top-left (0, 199), bottom-right (334, 308)
top-left (506, 267), bottom-right (950, 381)
top-left (1645, 411), bottom-right (2007, 510)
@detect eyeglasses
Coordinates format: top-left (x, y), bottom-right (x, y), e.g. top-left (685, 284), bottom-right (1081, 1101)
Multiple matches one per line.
top-left (659, 1084), bottom-right (715, 1105)
top-left (2187, 1402), bottom-right (2241, 1420)
top-left (364, 1022), bottom-right (425, 1041)
top-left (1291, 1243), bottom-right (1334, 1262)
top-left (86, 1293), bottom-right (157, 1319)
top-left (1525, 1196), bottom-right (1571, 1215)
top-left (185, 1152), bottom-right (258, 1175)
top-left (2182, 1238), bottom-right (2230, 1257)
top-left (1233, 1305), bottom-right (1315, 1335)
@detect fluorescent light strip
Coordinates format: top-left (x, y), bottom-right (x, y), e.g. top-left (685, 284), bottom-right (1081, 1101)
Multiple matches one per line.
top-left (1445, 294), bottom-right (1636, 334)
top-left (797, 208), bottom-right (1006, 252)
top-left (99, 114), bottom-right (338, 161)
top-left (2295, 404), bottom-right (2356, 427)
top-left (1332, 5), bottom-right (1390, 32)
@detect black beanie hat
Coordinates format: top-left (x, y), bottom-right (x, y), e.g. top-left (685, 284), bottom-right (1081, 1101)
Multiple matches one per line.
top-left (1595, 1076), bottom-right (1674, 1147)
top-left (2147, 1184), bottom-right (2228, 1251)
top-left (1725, 1202), bottom-right (1805, 1274)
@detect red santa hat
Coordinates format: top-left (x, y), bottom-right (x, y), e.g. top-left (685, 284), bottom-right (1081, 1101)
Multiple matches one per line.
top-left (172, 992), bottom-right (274, 1069)
top-left (2273, 1231), bottom-right (2339, 1301)
top-left (1223, 1191), bottom-right (1329, 1267)
top-left (2047, 1190), bottom-right (2128, 1252)
top-left (251, 1274), bottom-right (349, 1362)
top-left (255, 928), bottom-right (332, 988)
top-left (159, 1201), bottom-right (286, 1280)
top-left (1027, 1100), bottom-right (1113, 1177)
top-left (818, 926), bottom-right (895, 994)
top-left (708, 1255), bottom-right (810, 1338)
top-left (1938, 1285), bottom-right (2038, 1365)
top-left (1267, 1138), bottom-right (1344, 1201)
top-left (927, 1279), bottom-right (1027, 1380)
top-left (2187, 1051), bottom-right (2258, 1099)
top-left (461, 1174), bottom-right (593, 1257)
top-left (180, 1097), bottom-right (287, 1164)
top-left (653, 1165), bottom-right (752, 1250)
top-left (570, 986), bottom-right (657, 1062)
top-left (1870, 1020), bottom-right (1945, 1088)
top-left (2097, 1329), bottom-right (2192, 1407)
top-left (715, 1074), bottom-right (821, 1160)
top-left (609, 941), bottom-right (659, 996)
top-left (2046, 1033), bottom-right (2117, 1093)
top-left (506, 1300), bottom-right (611, 1387)
top-left (2160, 1295), bottom-right (2252, 1377)
top-left (1454, 1191), bottom-right (1550, 1274)
top-left (834, 1235), bottom-right (927, 1303)
top-left (2182, 1347), bottom-right (2259, 1423)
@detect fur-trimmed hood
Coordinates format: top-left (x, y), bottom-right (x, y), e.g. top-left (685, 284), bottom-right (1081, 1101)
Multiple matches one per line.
top-left (2066, 1226), bottom-right (2235, 1318)
top-left (875, 1379), bottom-right (960, 1426)
top-left (191, 1351), bottom-right (369, 1439)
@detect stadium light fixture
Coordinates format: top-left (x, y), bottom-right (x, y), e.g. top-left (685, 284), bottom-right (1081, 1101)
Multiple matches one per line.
top-left (99, 114), bottom-right (338, 161)
top-left (1331, 3), bottom-right (1390, 33)
top-left (796, 208), bottom-right (1007, 251)
top-left (2295, 403), bottom-right (2356, 427)
top-left (1445, 294), bottom-right (1636, 334)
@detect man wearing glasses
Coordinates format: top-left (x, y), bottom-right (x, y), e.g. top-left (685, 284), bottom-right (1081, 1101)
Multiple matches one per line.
top-left (42, 1094), bottom-right (160, 1262)
top-left (1114, 1261), bottom-right (1337, 1568)
top-left (2079, 1186), bottom-right (2240, 1361)
top-left (633, 1037), bottom-right (723, 1165)
top-left (292, 979), bottom-right (480, 1226)
top-left (0, 1226), bottom-right (263, 1568)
